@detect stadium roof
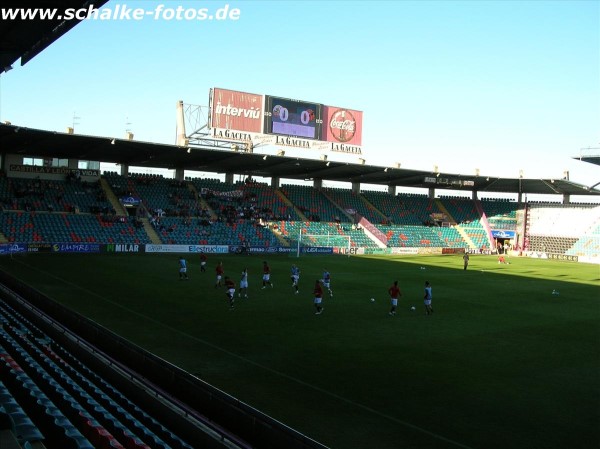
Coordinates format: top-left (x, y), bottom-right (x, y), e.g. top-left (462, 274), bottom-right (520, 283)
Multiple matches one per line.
top-left (574, 154), bottom-right (600, 167)
top-left (2, 123), bottom-right (599, 197)
top-left (0, 0), bottom-right (108, 74)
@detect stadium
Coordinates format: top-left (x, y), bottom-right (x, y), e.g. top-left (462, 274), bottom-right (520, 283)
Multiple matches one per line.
top-left (0, 2), bottom-right (599, 449)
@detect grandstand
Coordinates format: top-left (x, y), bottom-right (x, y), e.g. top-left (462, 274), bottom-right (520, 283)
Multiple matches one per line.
top-left (525, 203), bottom-right (600, 260)
top-left (1, 169), bottom-right (598, 257)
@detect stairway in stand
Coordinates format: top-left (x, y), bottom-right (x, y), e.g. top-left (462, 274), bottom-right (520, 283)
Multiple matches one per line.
top-left (141, 218), bottom-right (162, 244)
top-left (100, 178), bottom-right (128, 216)
top-left (275, 189), bottom-right (308, 221)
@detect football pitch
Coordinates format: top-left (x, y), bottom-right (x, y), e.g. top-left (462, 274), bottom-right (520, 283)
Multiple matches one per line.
top-left (0, 253), bottom-right (598, 449)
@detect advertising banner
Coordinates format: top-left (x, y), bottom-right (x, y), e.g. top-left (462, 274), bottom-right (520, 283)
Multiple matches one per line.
top-left (391, 247), bottom-right (419, 255)
top-left (9, 165), bottom-right (100, 177)
top-left (105, 244), bottom-right (143, 253)
top-left (210, 88), bottom-right (264, 134)
top-left (244, 246), bottom-right (294, 254)
top-left (27, 243), bottom-right (53, 253)
top-left (51, 243), bottom-right (101, 253)
top-left (0, 243), bottom-right (27, 255)
top-left (548, 253), bottom-right (578, 262)
top-left (442, 247), bottom-right (466, 255)
top-left (335, 247), bottom-right (365, 255)
top-left (491, 230), bottom-right (516, 239)
top-left (200, 188), bottom-right (243, 199)
top-left (363, 248), bottom-right (392, 255)
top-left (120, 196), bottom-right (142, 206)
top-left (145, 244), bottom-right (229, 253)
top-left (301, 247), bottom-right (333, 254)
top-left (254, 134), bottom-right (362, 154)
top-left (322, 106), bottom-right (363, 148)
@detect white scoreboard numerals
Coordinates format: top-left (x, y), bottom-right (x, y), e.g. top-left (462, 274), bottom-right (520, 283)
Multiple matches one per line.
top-left (279, 107), bottom-right (289, 122)
top-left (300, 110), bottom-right (310, 125)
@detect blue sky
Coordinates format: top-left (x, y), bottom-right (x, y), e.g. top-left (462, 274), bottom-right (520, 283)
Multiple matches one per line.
top-left (1, 0), bottom-right (598, 192)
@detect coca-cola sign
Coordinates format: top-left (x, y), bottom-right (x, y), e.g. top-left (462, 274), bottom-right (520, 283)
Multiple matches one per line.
top-left (329, 110), bottom-right (356, 142)
top-left (322, 106), bottom-right (363, 146)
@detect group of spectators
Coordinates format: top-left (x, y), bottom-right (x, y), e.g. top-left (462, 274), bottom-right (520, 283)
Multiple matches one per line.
top-left (1, 176), bottom-right (114, 215)
top-left (204, 189), bottom-right (289, 225)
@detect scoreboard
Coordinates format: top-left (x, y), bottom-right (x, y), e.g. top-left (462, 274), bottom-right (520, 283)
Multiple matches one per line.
top-left (264, 96), bottom-right (322, 140)
top-left (209, 88), bottom-right (363, 153)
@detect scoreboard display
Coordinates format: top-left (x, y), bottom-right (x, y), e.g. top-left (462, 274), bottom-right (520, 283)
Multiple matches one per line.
top-left (264, 95), bottom-right (323, 140)
top-left (210, 88), bottom-right (362, 152)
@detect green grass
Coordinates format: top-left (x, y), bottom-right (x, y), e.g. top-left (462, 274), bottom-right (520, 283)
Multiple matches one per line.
top-left (1, 253), bottom-right (598, 449)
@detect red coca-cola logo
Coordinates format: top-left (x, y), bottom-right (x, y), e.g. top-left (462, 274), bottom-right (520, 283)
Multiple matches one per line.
top-left (329, 109), bottom-right (356, 142)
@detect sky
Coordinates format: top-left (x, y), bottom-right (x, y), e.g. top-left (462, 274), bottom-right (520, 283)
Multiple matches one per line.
top-left (0, 0), bottom-right (599, 196)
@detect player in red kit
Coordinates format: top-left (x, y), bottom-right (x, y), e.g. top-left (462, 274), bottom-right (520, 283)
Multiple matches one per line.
top-left (261, 261), bottom-right (273, 289)
top-left (224, 276), bottom-right (236, 309)
top-left (388, 280), bottom-right (402, 316)
top-left (313, 279), bottom-right (323, 315)
top-left (215, 261), bottom-right (224, 288)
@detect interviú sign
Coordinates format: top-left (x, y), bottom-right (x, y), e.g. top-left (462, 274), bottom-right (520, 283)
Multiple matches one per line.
top-left (210, 88), bottom-right (264, 135)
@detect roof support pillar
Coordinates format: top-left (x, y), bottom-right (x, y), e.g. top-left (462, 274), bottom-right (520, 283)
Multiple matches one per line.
top-left (271, 176), bottom-right (280, 188)
top-left (313, 178), bottom-right (323, 189)
top-left (225, 172), bottom-right (234, 185)
top-left (388, 185), bottom-right (396, 196)
top-left (472, 190), bottom-right (478, 200)
top-left (352, 182), bottom-right (360, 194)
top-left (174, 168), bottom-right (184, 182)
top-left (428, 187), bottom-right (435, 199)
top-left (562, 194), bottom-right (570, 205)
top-left (120, 165), bottom-right (129, 177)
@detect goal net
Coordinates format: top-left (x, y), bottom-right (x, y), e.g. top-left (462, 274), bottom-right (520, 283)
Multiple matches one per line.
top-left (294, 232), bottom-right (351, 257)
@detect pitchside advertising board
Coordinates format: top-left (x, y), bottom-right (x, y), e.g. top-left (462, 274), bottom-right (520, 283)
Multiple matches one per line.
top-left (209, 87), bottom-right (363, 154)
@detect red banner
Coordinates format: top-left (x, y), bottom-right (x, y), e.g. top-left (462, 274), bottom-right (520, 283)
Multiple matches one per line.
top-left (322, 106), bottom-right (363, 146)
top-left (210, 88), bottom-right (264, 133)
